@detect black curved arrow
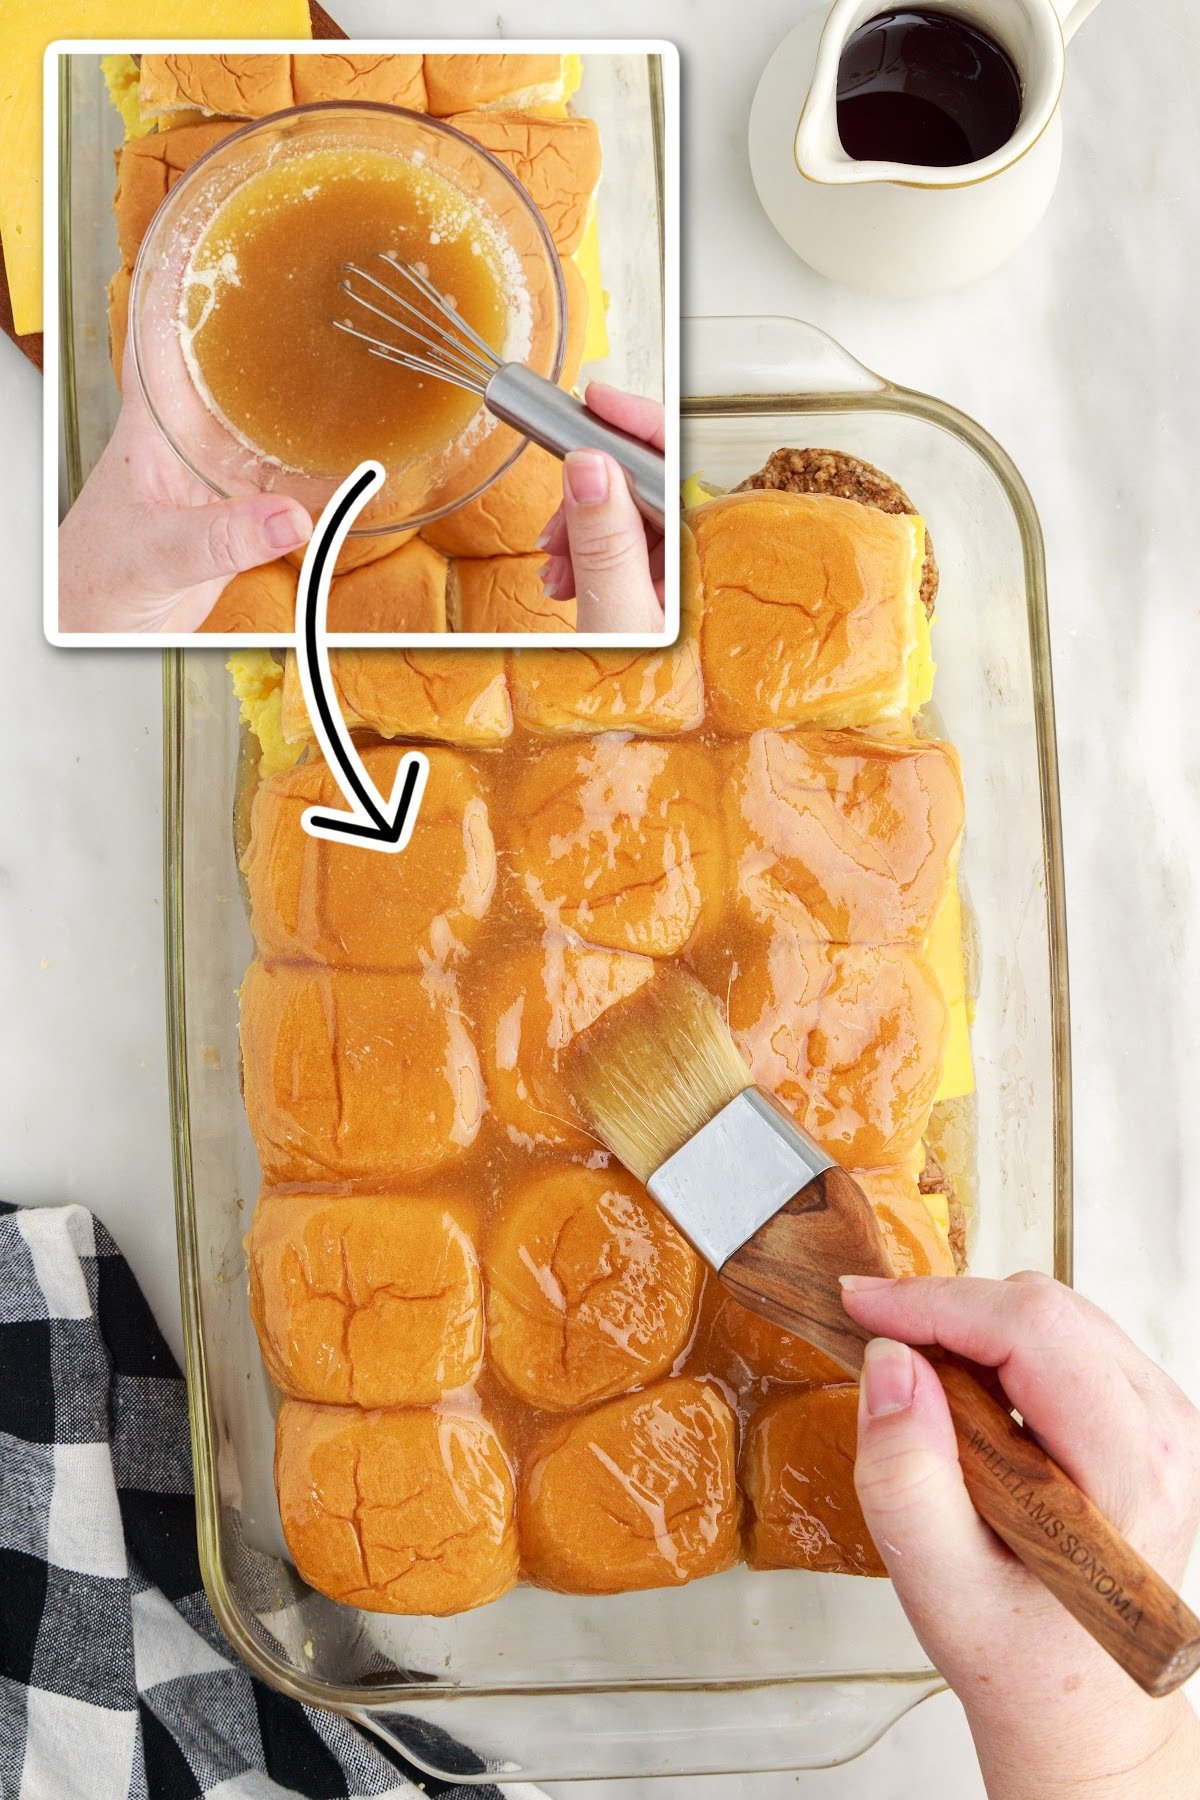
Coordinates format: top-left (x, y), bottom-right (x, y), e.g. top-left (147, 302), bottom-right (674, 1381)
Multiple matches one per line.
top-left (294, 461), bottom-right (429, 853)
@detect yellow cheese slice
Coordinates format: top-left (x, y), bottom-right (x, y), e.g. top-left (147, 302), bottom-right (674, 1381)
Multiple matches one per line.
top-left (0, 0), bottom-right (311, 335)
top-left (573, 208), bottom-right (608, 363)
top-left (906, 592), bottom-right (935, 713)
top-left (228, 650), bottom-right (302, 778)
top-left (101, 52), bottom-right (153, 138)
top-left (921, 1185), bottom-right (950, 1238)
top-left (926, 877), bottom-right (974, 1102)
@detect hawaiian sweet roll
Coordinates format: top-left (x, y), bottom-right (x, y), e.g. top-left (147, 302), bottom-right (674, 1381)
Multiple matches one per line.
top-left (137, 53), bottom-right (292, 118)
top-left (519, 1378), bottom-right (741, 1594)
top-left (291, 53), bottom-right (427, 109)
top-left (107, 267), bottom-right (131, 386)
top-left (722, 926), bottom-right (947, 1167)
top-left (284, 527), bottom-right (417, 578)
top-left (113, 122), bottom-right (238, 267)
top-left (249, 1191), bottom-right (483, 1407)
top-left (854, 1165), bottom-right (956, 1277)
top-left (509, 636), bottom-right (704, 737)
top-left (734, 444), bottom-right (940, 622)
top-left (484, 1166), bottom-right (700, 1410)
top-left (279, 649), bottom-right (511, 746)
top-left (725, 729), bottom-right (963, 943)
top-left (508, 737), bottom-right (724, 956)
top-left (695, 1162), bottom-right (951, 1388)
top-left (687, 491), bottom-right (930, 733)
top-left (447, 554), bottom-right (577, 633)
top-left (446, 113), bottom-right (602, 255)
top-left (239, 962), bottom-right (483, 1184)
top-left (325, 539), bottom-right (448, 633)
top-left (474, 930), bottom-right (653, 1151)
top-left (700, 1284), bottom-right (846, 1388)
top-left (425, 53), bottom-right (576, 117)
top-left (421, 444), bottom-right (565, 559)
top-left (199, 561), bottom-right (297, 635)
top-left (243, 746), bottom-right (495, 968)
top-left (276, 1402), bottom-right (517, 1614)
top-left (741, 1386), bottom-right (885, 1576)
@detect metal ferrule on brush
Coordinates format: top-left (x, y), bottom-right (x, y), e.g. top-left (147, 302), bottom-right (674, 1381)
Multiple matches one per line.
top-left (647, 1087), bottom-right (835, 1270)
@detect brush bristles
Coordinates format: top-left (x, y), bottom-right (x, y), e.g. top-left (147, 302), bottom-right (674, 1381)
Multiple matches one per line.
top-left (565, 968), bottom-right (753, 1185)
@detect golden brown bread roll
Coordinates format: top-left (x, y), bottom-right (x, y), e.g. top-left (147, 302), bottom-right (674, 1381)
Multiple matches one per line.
top-left (276, 1401), bottom-right (517, 1613)
top-left (424, 53), bottom-right (567, 116)
top-left (705, 1285), bottom-right (847, 1387)
top-left (509, 637), bottom-right (703, 736)
top-left (138, 53), bottom-right (293, 119)
top-left (291, 52), bottom-right (426, 109)
top-left (421, 444), bottom-right (564, 559)
top-left (508, 737), bottom-right (724, 957)
top-left (239, 961), bottom-right (483, 1184)
top-left (519, 1378), bottom-right (741, 1594)
top-left (249, 1191), bottom-right (483, 1406)
top-left (857, 1165), bottom-right (956, 1277)
top-left (725, 728), bottom-right (964, 943)
top-left (687, 491), bottom-right (926, 733)
top-left (279, 647), bottom-right (512, 745)
top-left (448, 554), bottom-right (576, 633)
top-left (198, 561), bottom-right (297, 635)
top-left (475, 930), bottom-right (653, 1151)
top-left (243, 745), bottom-right (495, 968)
top-left (107, 265), bottom-right (130, 388)
top-left (721, 926), bottom-right (947, 1168)
top-left (326, 538), bottom-right (448, 633)
top-left (446, 113), bottom-right (601, 255)
top-left (284, 527), bottom-right (417, 577)
top-left (484, 1166), bottom-right (700, 1410)
top-left (113, 122), bottom-right (239, 268)
top-left (735, 445), bottom-right (940, 618)
top-left (742, 1386), bottom-right (885, 1576)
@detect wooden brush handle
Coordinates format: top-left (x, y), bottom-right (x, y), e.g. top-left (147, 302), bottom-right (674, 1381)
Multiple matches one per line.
top-left (720, 1167), bottom-right (1200, 1698)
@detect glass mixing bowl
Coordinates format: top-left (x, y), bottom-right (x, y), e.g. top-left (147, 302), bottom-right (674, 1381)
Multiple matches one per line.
top-left (129, 102), bottom-right (566, 536)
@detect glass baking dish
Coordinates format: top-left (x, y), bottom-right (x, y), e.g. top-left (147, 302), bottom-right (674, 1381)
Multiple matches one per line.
top-left (163, 314), bottom-right (1071, 1782)
top-left (56, 47), bottom-right (667, 511)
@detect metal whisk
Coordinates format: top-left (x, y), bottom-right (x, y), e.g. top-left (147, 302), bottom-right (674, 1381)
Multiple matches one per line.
top-left (334, 253), bottom-right (665, 531)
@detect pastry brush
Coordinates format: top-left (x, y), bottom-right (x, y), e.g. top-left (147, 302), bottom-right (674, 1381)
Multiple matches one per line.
top-left (566, 965), bottom-right (1200, 1698)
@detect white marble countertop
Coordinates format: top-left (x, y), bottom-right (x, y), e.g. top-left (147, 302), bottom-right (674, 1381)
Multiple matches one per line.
top-left (2, 1), bottom-right (1198, 1794)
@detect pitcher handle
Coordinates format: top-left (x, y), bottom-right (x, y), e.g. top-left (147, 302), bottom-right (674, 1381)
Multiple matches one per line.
top-left (1053, 0), bottom-right (1103, 43)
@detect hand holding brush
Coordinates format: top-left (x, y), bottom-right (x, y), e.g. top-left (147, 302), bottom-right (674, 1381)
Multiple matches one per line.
top-left (566, 966), bottom-right (1200, 1700)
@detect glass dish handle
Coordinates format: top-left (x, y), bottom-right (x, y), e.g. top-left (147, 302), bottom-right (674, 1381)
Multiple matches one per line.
top-left (683, 315), bottom-right (887, 400)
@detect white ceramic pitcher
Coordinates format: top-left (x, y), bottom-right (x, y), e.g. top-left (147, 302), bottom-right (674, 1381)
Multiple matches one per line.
top-left (770, 0), bottom-right (1101, 294)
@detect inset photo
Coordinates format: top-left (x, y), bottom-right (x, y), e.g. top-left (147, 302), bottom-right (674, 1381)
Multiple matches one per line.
top-left (46, 42), bottom-right (677, 645)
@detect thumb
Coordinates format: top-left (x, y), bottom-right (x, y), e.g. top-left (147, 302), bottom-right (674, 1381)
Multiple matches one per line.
top-left (855, 1339), bottom-right (1008, 1652)
top-left (137, 494), bottom-right (311, 600)
top-left (561, 451), bottom-right (662, 633)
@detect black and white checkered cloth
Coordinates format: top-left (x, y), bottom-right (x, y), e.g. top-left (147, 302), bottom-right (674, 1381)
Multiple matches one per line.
top-left (0, 1202), bottom-right (539, 1800)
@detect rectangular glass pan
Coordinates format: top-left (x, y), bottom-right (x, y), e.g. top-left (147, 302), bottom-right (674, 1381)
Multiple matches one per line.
top-left (165, 314), bottom-right (1071, 1783)
top-left (59, 48), bottom-right (666, 507)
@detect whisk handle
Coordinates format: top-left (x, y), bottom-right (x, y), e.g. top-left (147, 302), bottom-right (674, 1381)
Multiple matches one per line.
top-left (485, 364), bottom-right (666, 532)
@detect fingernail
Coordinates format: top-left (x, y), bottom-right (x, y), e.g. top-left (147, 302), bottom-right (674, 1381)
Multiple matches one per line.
top-left (863, 1338), bottom-right (915, 1418)
top-left (534, 527), bottom-right (554, 549)
top-left (541, 555), bottom-right (572, 599)
top-left (840, 1274), bottom-right (894, 1293)
top-left (564, 451), bottom-right (609, 506)
top-left (264, 505), bottom-right (310, 551)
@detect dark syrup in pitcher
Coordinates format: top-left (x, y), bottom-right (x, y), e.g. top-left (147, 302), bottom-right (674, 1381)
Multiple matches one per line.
top-left (836, 8), bottom-right (1023, 167)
